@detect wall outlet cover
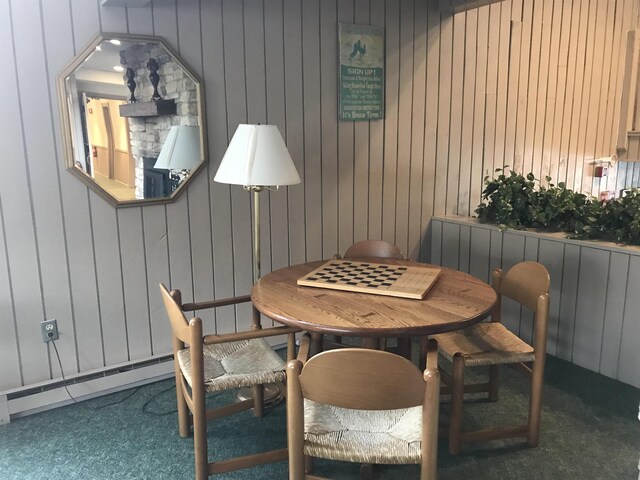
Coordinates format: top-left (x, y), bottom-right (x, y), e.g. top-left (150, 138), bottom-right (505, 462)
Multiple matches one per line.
top-left (41, 319), bottom-right (59, 343)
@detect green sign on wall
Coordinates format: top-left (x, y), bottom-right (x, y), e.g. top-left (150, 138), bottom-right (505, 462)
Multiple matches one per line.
top-left (339, 23), bottom-right (385, 121)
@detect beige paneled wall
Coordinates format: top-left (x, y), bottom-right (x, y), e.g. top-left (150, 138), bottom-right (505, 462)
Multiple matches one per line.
top-left (0, 0), bottom-right (637, 392)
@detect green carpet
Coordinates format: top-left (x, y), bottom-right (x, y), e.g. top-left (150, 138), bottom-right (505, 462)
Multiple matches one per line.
top-left (0, 355), bottom-right (638, 479)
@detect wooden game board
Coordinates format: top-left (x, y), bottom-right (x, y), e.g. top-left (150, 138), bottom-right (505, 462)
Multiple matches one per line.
top-left (296, 259), bottom-right (441, 299)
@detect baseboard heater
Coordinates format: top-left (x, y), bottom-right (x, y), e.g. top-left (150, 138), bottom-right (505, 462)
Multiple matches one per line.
top-left (0, 355), bottom-right (175, 424)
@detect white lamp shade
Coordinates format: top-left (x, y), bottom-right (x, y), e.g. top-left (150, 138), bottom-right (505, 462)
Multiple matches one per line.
top-left (154, 125), bottom-right (201, 171)
top-left (214, 124), bottom-right (301, 187)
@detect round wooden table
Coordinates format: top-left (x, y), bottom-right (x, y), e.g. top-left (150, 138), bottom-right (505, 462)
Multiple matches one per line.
top-left (252, 259), bottom-right (497, 339)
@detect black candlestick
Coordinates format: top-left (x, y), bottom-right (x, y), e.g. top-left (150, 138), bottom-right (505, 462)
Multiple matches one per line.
top-left (125, 68), bottom-right (137, 103)
top-left (147, 58), bottom-right (162, 101)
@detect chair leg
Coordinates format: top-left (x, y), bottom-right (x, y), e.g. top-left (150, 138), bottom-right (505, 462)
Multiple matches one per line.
top-left (192, 390), bottom-right (209, 480)
top-left (304, 455), bottom-right (314, 474)
top-left (175, 376), bottom-right (190, 438)
top-left (252, 384), bottom-right (264, 418)
top-left (527, 360), bottom-right (545, 446)
top-left (397, 337), bottom-right (412, 359)
top-left (360, 463), bottom-right (373, 480)
top-left (488, 365), bottom-right (499, 402)
top-left (449, 353), bottom-right (465, 455)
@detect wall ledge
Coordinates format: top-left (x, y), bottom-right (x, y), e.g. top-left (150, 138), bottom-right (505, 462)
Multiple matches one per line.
top-left (434, 215), bottom-right (640, 257)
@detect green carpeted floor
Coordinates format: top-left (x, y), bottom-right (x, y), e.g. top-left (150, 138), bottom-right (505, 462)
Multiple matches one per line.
top-left (0, 354), bottom-right (638, 480)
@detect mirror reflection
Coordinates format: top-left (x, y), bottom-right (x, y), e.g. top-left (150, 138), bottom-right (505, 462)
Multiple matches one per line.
top-left (59, 34), bottom-right (205, 205)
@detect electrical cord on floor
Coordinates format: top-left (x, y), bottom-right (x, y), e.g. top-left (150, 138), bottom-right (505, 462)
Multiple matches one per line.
top-left (141, 385), bottom-right (177, 416)
top-left (51, 337), bottom-right (142, 409)
top-left (51, 336), bottom-right (177, 415)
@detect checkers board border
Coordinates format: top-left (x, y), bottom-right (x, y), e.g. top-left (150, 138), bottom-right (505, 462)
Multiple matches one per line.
top-left (296, 260), bottom-right (441, 299)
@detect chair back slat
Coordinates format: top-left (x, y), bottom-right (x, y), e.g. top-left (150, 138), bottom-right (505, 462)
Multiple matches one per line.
top-left (344, 240), bottom-right (404, 260)
top-left (159, 283), bottom-right (191, 344)
top-left (498, 262), bottom-right (550, 312)
top-left (299, 349), bottom-right (424, 410)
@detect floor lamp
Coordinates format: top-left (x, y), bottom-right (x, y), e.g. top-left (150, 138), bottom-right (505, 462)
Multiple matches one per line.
top-left (214, 124), bottom-right (301, 404)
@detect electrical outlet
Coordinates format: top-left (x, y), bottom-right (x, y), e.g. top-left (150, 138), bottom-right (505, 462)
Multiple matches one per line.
top-left (41, 319), bottom-right (58, 343)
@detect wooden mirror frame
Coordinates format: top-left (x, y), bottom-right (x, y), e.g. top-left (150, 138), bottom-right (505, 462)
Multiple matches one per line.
top-left (56, 32), bottom-right (207, 207)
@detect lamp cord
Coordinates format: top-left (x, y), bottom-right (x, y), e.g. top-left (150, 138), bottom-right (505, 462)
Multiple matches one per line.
top-left (50, 339), bottom-right (146, 411)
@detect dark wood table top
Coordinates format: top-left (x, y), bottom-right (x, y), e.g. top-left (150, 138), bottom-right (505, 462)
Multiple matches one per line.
top-left (252, 259), bottom-right (497, 337)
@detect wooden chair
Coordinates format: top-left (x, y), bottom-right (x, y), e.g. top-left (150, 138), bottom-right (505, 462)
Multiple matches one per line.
top-left (433, 261), bottom-right (550, 454)
top-left (336, 240), bottom-right (408, 354)
top-left (287, 335), bottom-right (440, 480)
top-left (343, 240), bottom-right (404, 260)
top-left (159, 283), bottom-right (299, 479)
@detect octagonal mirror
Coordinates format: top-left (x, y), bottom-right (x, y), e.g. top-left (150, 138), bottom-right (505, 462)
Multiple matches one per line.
top-left (57, 33), bottom-right (206, 206)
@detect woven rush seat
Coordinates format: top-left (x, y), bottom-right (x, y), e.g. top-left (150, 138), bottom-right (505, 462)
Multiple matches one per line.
top-left (436, 322), bottom-right (534, 367)
top-left (303, 400), bottom-right (422, 464)
top-left (177, 338), bottom-right (286, 393)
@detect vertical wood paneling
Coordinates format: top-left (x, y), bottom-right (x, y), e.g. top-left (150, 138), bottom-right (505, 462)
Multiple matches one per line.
top-left (537, 239), bottom-right (564, 356)
top-left (469, 226), bottom-right (491, 282)
top-left (26, 0), bottom-right (78, 379)
top-left (337, 2), bottom-right (355, 254)
top-left (0, 200), bottom-right (21, 388)
top-left (222, 0), bottom-right (253, 333)
top-left (618, 256), bottom-right (640, 387)
top-left (572, 247), bottom-right (609, 372)
top-left (407, 0), bottom-right (428, 259)
top-left (418, 1), bottom-right (440, 261)
top-left (320, 0), bottom-right (339, 259)
top-left (5, 0), bottom-right (58, 384)
top-left (2, 0), bottom-right (639, 394)
top-left (180, 0), bottom-right (215, 330)
top-left (441, 222), bottom-right (460, 269)
top-left (483, 4), bottom-right (500, 176)
top-left (284, 0), bottom-right (306, 265)
top-left (381, 0), bottom-right (399, 245)
top-left (201, 0), bottom-right (234, 333)
top-left (500, 232), bottom-right (525, 333)
top-left (118, 209), bottom-right (151, 361)
top-left (458, 225), bottom-right (471, 273)
top-left (468, 6), bottom-right (488, 210)
top-left (433, 11), bottom-right (453, 218)
top-left (142, 205), bottom-right (172, 355)
top-left (302, 0), bottom-right (323, 262)
top-left (429, 220), bottom-right (443, 265)
top-left (352, 1), bottom-right (371, 249)
top-left (456, 8), bottom-right (477, 217)
top-left (394, 0), bottom-right (414, 255)
top-left (367, 0), bottom-right (385, 244)
top-left (444, 11), bottom-right (465, 215)
top-left (492, 1), bottom-right (511, 174)
top-left (599, 253), bottom-right (629, 378)
top-left (557, 243), bottom-right (580, 360)
top-left (90, 199), bottom-right (127, 365)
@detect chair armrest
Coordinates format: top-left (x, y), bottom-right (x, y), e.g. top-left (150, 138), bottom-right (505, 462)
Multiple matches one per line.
top-left (203, 325), bottom-right (299, 345)
top-left (181, 295), bottom-right (251, 312)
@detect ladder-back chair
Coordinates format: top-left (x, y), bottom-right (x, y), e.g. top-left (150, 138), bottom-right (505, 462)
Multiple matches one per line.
top-left (434, 261), bottom-right (550, 454)
top-left (159, 283), bottom-right (299, 479)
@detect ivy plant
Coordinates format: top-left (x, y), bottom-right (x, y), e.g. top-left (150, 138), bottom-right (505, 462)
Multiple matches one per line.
top-left (475, 169), bottom-right (536, 231)
top-left (475, 168), bottom-right (640, 246)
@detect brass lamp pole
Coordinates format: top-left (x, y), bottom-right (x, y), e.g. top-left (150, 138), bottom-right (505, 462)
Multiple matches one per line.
top-left (214, 124), bottom-right (301, 405)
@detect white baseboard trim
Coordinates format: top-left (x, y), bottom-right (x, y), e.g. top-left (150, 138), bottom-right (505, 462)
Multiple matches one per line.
top-left (5, 342), bottom-right (288, 422)
top-left (7, 361), bottom-right (174, 422)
